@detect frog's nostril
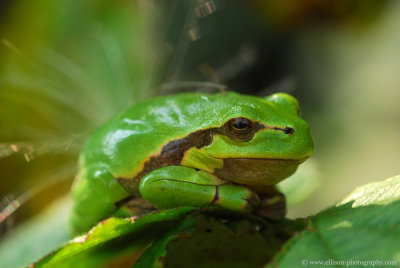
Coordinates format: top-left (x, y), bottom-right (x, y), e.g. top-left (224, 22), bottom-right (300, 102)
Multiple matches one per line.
top-left (283, 127), bottom-right (295, 135)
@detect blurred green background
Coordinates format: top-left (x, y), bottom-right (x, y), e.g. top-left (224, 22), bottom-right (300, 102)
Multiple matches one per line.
top-left (0, 0), bottom-right (399, 234)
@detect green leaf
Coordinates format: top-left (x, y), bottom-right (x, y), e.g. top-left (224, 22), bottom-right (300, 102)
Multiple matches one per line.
top-left (266, 175), bottom-right (400, 267)
top-left (30, 208), bottom-right (304, 268)
top-left (31, 207), bottom-right (197, 268)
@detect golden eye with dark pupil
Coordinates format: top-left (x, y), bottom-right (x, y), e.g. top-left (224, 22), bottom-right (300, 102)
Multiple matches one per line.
top-left (224, 117), bottom-right (255, 142)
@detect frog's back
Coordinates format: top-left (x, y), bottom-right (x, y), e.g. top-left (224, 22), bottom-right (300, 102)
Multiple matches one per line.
top-left (81, 92), bottom-right (221, 179)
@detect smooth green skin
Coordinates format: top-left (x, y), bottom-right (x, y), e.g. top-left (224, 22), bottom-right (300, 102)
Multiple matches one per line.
top-left (71, 92), bottom-right (313, 234)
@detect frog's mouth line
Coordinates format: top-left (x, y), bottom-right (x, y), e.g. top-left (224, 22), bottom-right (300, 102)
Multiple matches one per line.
top-left (208, 155), bottom-right (309, 163)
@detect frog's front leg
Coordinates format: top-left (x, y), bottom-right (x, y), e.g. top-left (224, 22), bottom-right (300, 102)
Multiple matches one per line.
top-left (139, 166), bottom-right (260, 213)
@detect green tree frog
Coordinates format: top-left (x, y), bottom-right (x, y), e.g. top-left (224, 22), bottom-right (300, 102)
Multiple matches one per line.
top-left (70, 91), bottom-right (313, 234)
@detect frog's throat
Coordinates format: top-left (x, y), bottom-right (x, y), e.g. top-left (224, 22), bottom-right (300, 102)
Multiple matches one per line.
top-left (116, 122), bottom-right (292, 194)
top-left (213, 157), bottom-right (307, 186)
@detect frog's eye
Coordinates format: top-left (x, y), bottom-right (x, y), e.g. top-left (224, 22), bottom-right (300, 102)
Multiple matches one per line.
top-left (224, 117), bottom-right (256, 142)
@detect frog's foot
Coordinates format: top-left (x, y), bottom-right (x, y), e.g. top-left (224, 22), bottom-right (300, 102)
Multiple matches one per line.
top-left (211, 184), bottom-right (260, 213)
top-left (256, 192), bottom-right (286, 220)
top-left (139, 166), bottom-right (260, 214)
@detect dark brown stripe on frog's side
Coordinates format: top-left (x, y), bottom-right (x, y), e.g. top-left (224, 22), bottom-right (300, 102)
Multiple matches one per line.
top-left (117, 127), bottom-right (217, 194)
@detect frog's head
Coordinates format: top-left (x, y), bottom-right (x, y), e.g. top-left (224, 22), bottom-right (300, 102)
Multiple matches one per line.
top-left (205, 92), bottom-right (314, 186)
